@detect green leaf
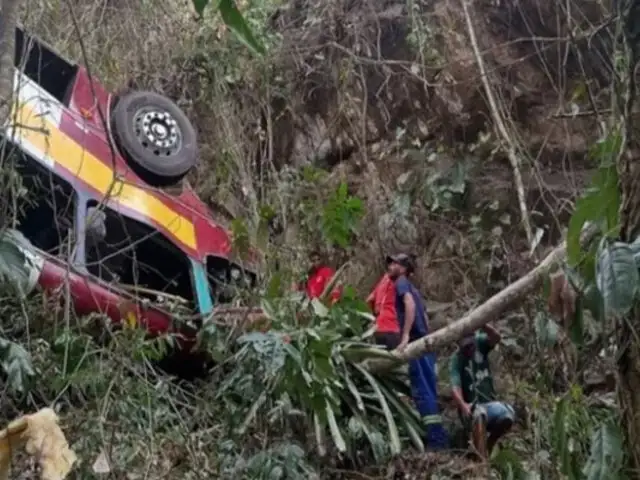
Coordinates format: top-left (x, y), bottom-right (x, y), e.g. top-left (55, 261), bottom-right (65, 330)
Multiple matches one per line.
top-left (230, 217), bottom-right (250, 258)
top-left (311, 298), bottom-right (329, 318)
top-left (192, 0), bottom-right (209, 15)
top-left (218, 0), bottom-right (266, 55)
top-left (583, 421), bottom-right (624, 480)
top-left (595, 239), bottom-right (639, 317)
top-left (325, 401), bottom-right (347, 452)
top-left (534, 312), bottom-right (559, 348)
top-left (375, 380), bottom-right (425, 451)
top-left (589, 131), bottom-right (622, 167)
top-left (490, 447), bottom-right (527, 480)
top-left (342, 368), bottom-right (365, 412)
top-left (567, 165), bottom-right (619, 266)
top-left (321, 182), bottom-right (364, 248)
top-left (347, 413), bottom-right (389, 462)
top-left (0, 229), bottom-right (37, 296)
top-left (0, 337), bottom-right (34, 395)
top-left (569, 295), bottom-right (585, 345)
top-left (354, 363), bottom-right (401, 454)
top-left (551, 396), bottom-right (571, 475)
top-left (583, 283), bottom-right (605, 323)
top-left (237, 390), bottom-right (268, 434)
top-left (313, 412), bottom-right (327, 456)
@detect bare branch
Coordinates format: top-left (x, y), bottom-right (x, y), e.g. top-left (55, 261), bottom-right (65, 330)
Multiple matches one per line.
top-left (461, 0), bottom-right (536, 254)
top-left (0, 0), bottom-right (20, 125)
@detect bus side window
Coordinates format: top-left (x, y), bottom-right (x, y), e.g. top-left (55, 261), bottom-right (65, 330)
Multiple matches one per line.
top-left (13, 156), bottom-right (76, 257)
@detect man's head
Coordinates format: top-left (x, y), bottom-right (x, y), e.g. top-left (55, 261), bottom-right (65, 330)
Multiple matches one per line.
top-left (458, 335), bottom-right (475, 358)
top-left (309, 250), bottom-right (323, 270)
top-left (386, 253), bottom-right (416, 279)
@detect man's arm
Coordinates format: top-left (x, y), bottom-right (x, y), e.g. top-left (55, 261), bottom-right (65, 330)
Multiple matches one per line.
top-left (482, 324), bottom-right (501, 349)
top-left (402, 292), bottom-right (416, 341)
top-left (366, 290), bottom-right (376, 311)
top-left (394, 277), bottom-right (414, 349)
top-left (367, 279), bottom-right (381, 312)
top-left (449, 354), bottom-right (470, 415)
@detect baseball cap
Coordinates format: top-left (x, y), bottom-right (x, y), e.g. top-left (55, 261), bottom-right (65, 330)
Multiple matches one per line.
top-left (386, 253), bottom-right (416, 273)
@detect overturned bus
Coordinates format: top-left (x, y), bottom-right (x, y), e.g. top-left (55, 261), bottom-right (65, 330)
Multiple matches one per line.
top-left (2, 24), bottom-right (260, 347)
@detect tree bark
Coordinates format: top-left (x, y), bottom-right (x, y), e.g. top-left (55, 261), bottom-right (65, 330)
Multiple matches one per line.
top-left (0, 0), bottom-right (20, 125)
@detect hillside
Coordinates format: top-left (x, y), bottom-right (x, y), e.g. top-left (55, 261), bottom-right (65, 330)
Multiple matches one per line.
top-left (0, 0), bottom-right (626, 478)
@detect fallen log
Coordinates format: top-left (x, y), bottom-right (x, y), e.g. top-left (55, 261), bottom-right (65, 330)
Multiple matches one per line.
top-left (366, 225), bottom-right (598, 371)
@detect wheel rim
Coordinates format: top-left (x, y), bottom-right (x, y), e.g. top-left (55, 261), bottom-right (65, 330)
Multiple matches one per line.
top-left (133, 107), bottom-right (183, 157)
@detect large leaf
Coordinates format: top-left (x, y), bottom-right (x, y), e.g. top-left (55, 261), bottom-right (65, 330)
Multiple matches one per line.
top-left (0, 337), bottom-right (35, 394)
top-left (191, 0), bottom-right (265, 55)
top-left (192, 0), bottom-right (209, 15)
top-left (0, 229), bottom-right (36, 296)
top-left (551, 396), bottom-right (571, 476)
top-left (534, 311), bottom-right (559, 348)
top-left (218, 0), bottom-right (266, 55)
top-left (583, 421), bottom-right (624, 480)
top-left (353, 363), bottom-right (401, 454)
top-left (567, 165), bottom-right (619, 266)
top-left (325, 401), bottom-right (347, 452)
top-left (595, 240), bottom-right (639, 317)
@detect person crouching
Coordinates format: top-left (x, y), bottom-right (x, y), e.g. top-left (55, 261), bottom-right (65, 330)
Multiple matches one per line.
top-left (449, 326), bottom-right (515, 459)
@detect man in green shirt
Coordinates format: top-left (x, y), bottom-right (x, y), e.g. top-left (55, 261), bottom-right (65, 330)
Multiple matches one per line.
top-left (449, 324), bottom-right (515, 458)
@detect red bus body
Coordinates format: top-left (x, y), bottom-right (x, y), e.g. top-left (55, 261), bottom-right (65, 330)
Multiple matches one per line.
top-left (6, 29), bottom-right (260, 346)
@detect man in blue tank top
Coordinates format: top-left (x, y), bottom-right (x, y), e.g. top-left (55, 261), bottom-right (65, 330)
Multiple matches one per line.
top-left (387, 253), bottom-right (449, 450)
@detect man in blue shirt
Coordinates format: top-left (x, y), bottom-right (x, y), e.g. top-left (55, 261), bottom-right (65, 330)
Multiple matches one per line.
top-left (387, 253), bottom-right (449, 450)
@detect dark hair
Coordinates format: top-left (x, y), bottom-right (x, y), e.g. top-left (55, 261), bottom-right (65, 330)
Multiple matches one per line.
top-left (386, 253), bottom-right (416, 274)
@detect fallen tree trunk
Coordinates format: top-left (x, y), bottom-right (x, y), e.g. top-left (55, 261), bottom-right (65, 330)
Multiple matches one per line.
top-left (367, 225), bottom-right (598, 371)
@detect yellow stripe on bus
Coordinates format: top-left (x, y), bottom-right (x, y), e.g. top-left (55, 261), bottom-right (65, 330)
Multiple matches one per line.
top-left (11, 101), bottom-right (197, 250)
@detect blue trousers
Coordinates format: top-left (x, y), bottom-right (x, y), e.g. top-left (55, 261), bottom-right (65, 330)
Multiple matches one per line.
top-left (409, 353), bottom-right (449, 449)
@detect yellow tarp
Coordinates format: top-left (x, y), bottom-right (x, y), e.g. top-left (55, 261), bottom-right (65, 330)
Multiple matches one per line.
top-left (0, 408), bottom-right (76, 480)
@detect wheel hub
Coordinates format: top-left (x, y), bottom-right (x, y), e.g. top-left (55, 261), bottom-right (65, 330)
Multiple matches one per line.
top-left (133, 108), bottom-right (182, 156)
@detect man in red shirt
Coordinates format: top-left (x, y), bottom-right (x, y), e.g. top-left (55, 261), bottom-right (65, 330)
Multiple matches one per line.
top-left (367, 263), bottom-right (401, 349)
top-left (302, 250), bottom-right (341, 304)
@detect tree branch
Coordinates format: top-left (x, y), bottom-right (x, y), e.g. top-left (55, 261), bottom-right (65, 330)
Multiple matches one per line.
top-left (461, 0), bottom-right (536, 254)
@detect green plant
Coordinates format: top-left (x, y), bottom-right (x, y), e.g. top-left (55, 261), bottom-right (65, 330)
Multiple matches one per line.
top-left (192, 0), bottom-right (266, 55)
top-left (209, 291), bottom-right (426, 459)
top-left (320, 182), bottom-right (364, 248)
top-left (218, 441), bottom-right (317, 479)
top-left (545, 128), bottom-right (629, 478)
top-left (549, 386), bottom-right (622, 480)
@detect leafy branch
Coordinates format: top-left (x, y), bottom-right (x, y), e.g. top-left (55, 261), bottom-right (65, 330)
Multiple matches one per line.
top-left (192, 0), bottom-right (266, 55)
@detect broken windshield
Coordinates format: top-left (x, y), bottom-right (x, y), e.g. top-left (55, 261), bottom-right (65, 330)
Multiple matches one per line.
top-left (206, 256), bottom-right (256, 305)
top-left (82, 200), bottom-right (195, 307)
